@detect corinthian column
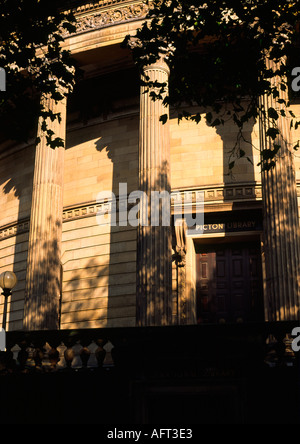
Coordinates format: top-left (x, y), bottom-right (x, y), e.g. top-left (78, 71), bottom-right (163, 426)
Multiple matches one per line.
top-left (260, 59), bottom-right (300, 321)
top-left (23, 94), bottom-right (66, 330)
top-left (136, 57), bottom-right (172, 326)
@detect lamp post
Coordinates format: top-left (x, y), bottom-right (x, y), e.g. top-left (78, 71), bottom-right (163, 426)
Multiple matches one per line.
top-left (0, 271), bottom-right (17, 330)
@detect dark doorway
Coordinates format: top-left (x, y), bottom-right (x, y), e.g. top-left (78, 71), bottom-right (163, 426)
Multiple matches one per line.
top-left (196, 241), bottom-right (264, 324)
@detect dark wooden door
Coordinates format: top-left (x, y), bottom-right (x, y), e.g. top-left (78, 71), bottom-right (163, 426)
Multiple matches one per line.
top-left (196, 242), bottom-right (263, 323)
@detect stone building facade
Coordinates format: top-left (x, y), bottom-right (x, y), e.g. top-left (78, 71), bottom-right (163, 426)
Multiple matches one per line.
top-left (1, 0), bottom-right (300, 332)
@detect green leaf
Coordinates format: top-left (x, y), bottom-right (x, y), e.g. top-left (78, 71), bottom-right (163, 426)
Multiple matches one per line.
top-left (205, 112), bottom-right (212, 124)
top-left (159, 114), bottom-right (168, 124)
top-left (261, 149), bottom-right (274, 160)
top-left (273, 143), bottom-right (281, 153)
top-left (211, 118), bottom-right (221, 127)
top-left (192, 113), bottom-right (201, 124)
top-left (0, 0), bottom-right (76, 148)
top-left (266, 127), bottom-right (279, 140)
top-left (268, 107), bottom-right (279, 120)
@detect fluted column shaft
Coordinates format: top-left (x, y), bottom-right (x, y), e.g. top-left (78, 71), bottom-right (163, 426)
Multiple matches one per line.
top-left (136, 58), bottom-right (172, 326)
top-left (23, 96), bottom-right (66, 330)
top-left (260, 59), bottom-right (300, 321)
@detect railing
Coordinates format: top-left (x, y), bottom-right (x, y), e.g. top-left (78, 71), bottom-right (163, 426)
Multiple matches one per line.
top-left (0, 321), bottom-right (299, 424)
top-left (0, 321), bottom-right (298, 375)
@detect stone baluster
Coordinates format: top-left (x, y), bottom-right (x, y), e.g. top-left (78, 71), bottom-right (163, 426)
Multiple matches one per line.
top-left (136, 56), bottom-right (172, 326)
top-left (23, 93), bottom-right (66, 330)
top-left (2, 334), bottom-right (115, 372)
top-left (259, 58), bottom-right (300, 321)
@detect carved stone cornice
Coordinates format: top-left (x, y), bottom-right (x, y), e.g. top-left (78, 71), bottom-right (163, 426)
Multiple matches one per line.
top-left (71, 0), bottom-right (148, 35)
top-left (72, 0), bottom-right (140, 15)
top-left (5, 180), bottom-right (300, 242)
top-left (0, 220), bottom-right (30, 241)
top-left (0, 182), bottom-right (266, 242)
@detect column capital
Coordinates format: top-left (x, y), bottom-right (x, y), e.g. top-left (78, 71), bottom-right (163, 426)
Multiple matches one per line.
top-left (143, 55), bottom-right (170, 77)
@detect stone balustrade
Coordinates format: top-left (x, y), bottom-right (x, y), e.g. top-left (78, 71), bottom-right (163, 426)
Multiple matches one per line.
top-left (0, 322), bottom-right (298, 375)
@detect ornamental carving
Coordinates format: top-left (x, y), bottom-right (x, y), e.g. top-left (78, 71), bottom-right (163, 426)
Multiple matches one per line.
top-left (74, 3), bottom-right (148, 34)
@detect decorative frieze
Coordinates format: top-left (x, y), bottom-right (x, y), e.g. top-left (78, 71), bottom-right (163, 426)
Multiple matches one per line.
top-left (72, 1), bottom-right (148, 35)
top-left (72, 0), bottom-right (134, 15)
top-left (0, 220), bottom-right (29, 241)
top-left (5, 181), bottom-right (300, 243)
top-left (0, 182), bottom-right (283, 242)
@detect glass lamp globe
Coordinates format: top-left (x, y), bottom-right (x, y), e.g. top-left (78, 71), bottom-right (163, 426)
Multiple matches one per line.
top-left (0, 271), bottom-right (17, 291)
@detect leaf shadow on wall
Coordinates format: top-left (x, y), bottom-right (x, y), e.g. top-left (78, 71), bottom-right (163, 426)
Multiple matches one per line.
top-left (0, 144), bottom-right (35, 330)
top-left (23, 216), bottom-right (62, 330)
top-left (61, 66), bottom-right (141, 328)
top-left (94, 133), bottom-right (140, 328)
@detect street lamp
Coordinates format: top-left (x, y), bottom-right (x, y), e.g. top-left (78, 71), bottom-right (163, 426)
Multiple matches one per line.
top-left (0, 271), bottom-right (17, 330)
